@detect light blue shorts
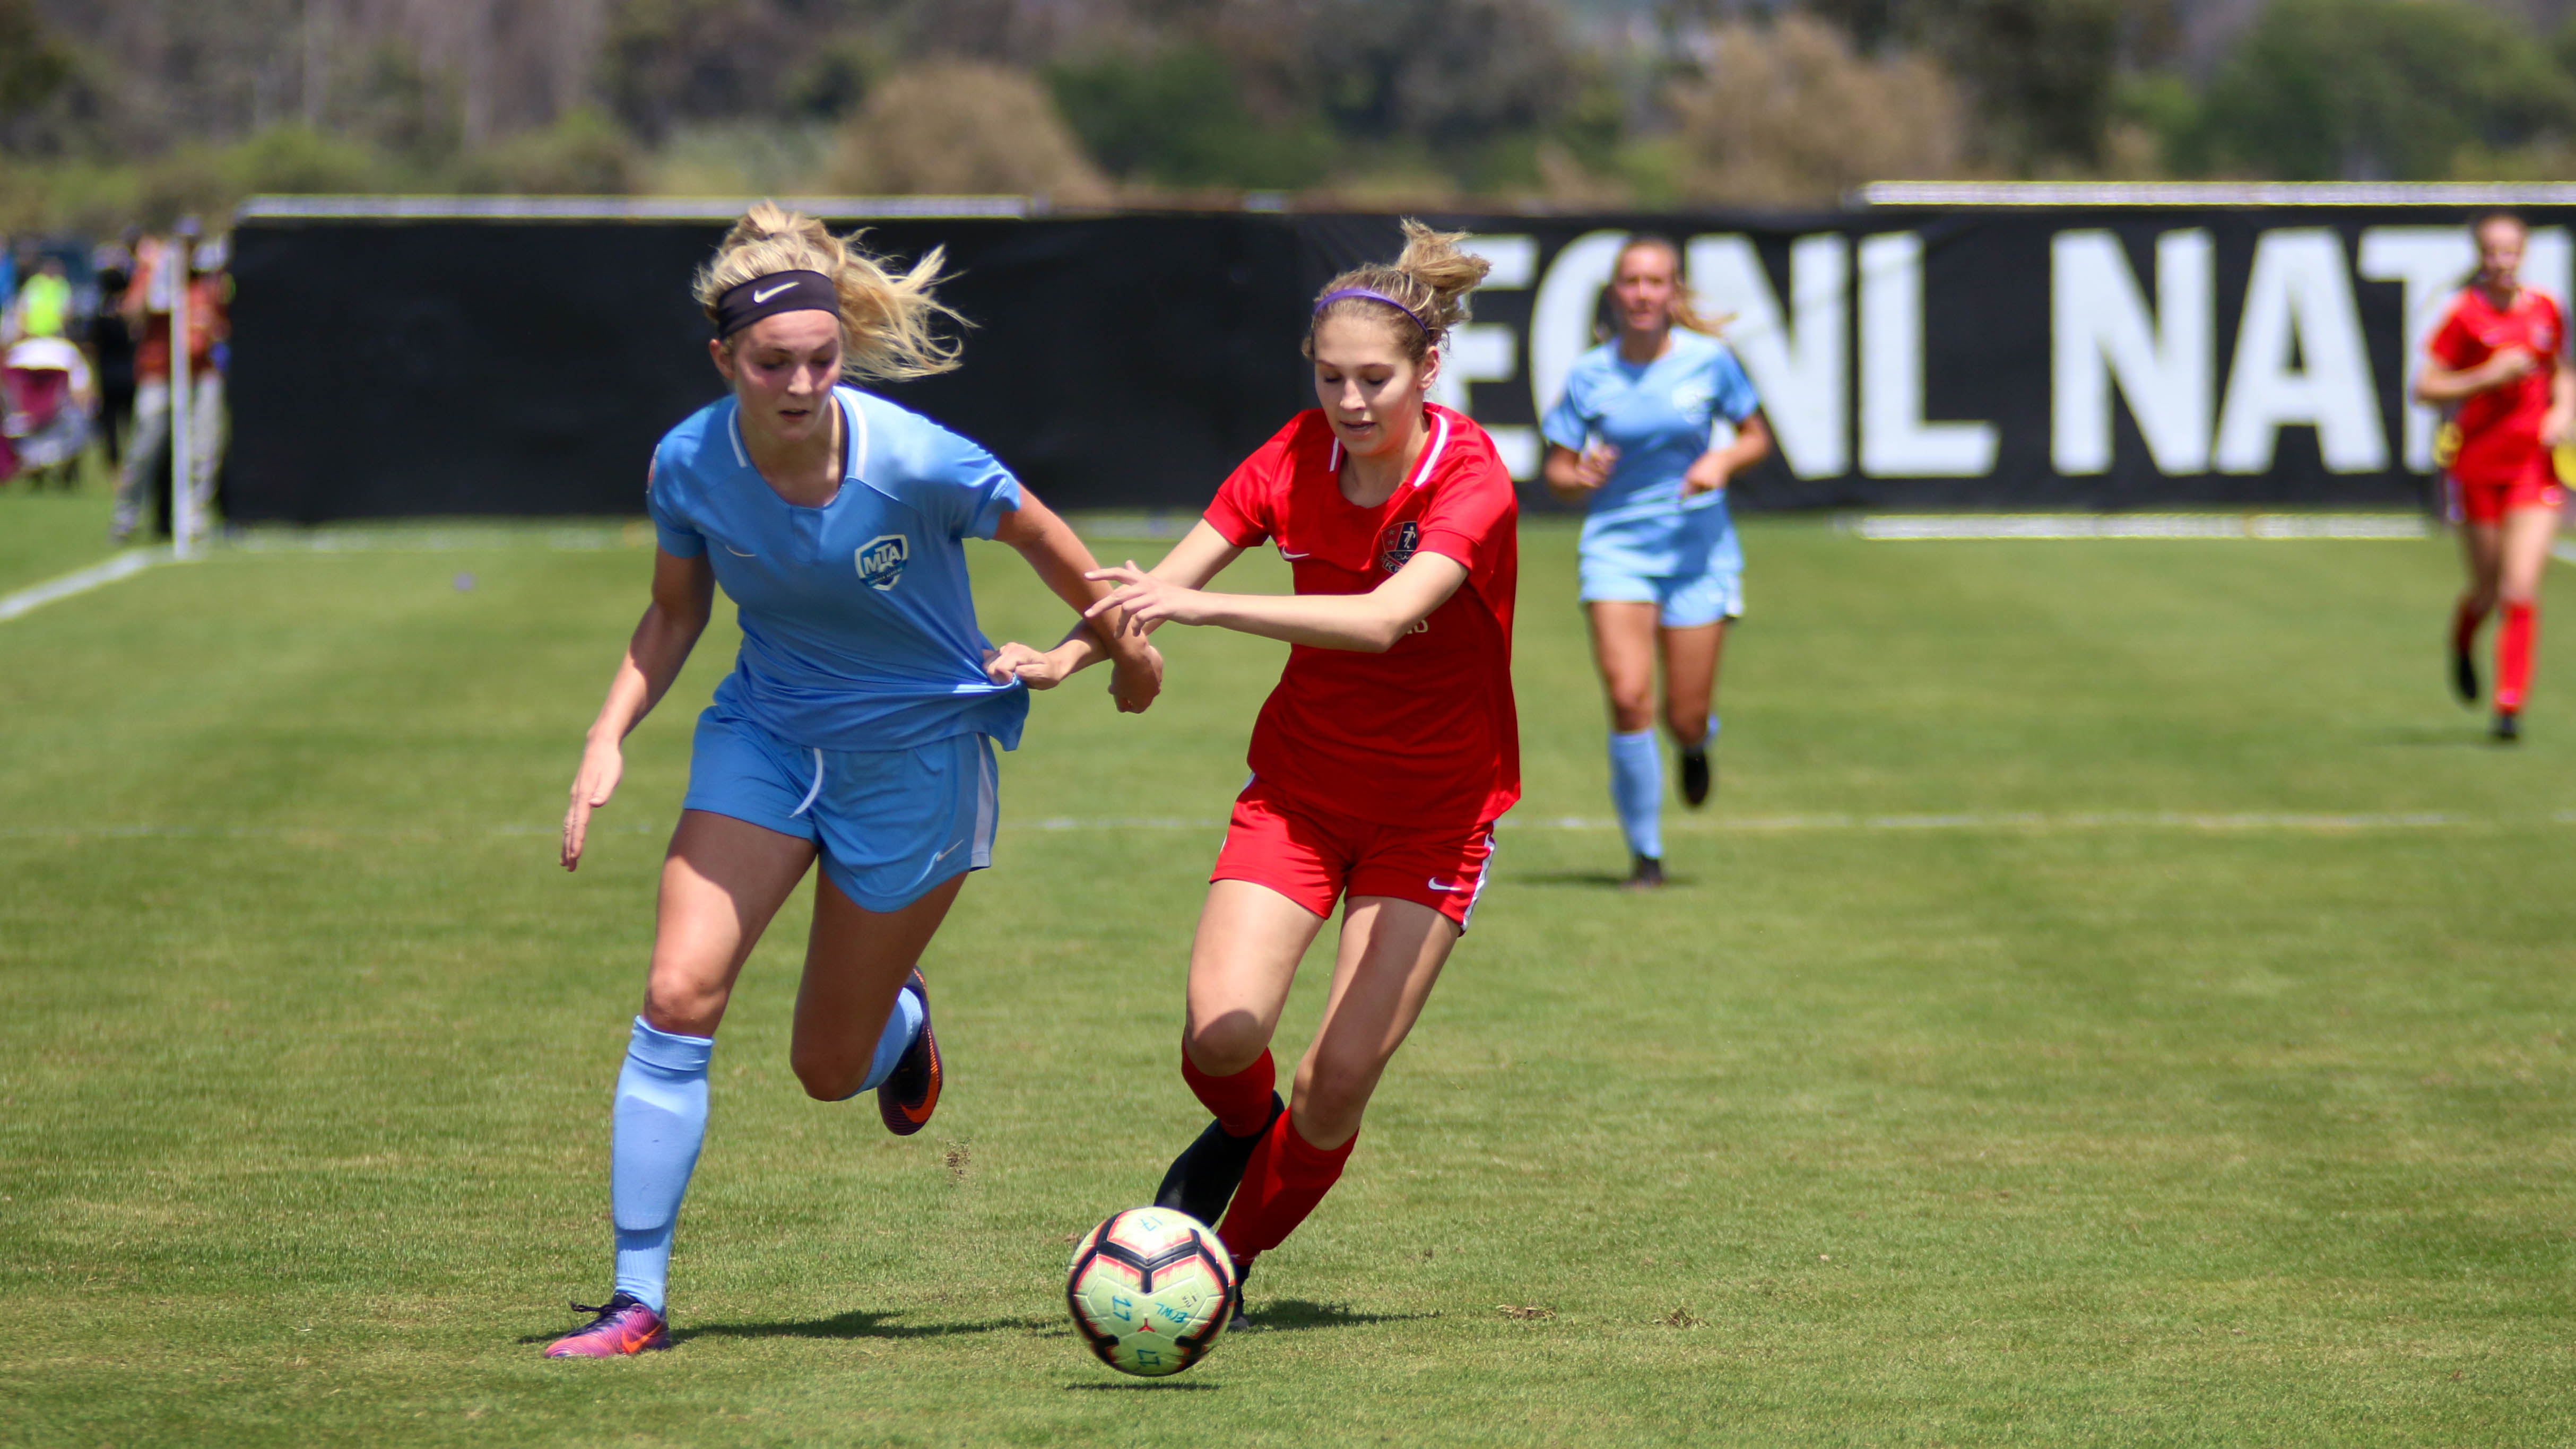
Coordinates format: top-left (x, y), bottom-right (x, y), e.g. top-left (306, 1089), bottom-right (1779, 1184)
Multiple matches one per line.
top-left (1577, 561), bottom-right (1744, 629)
top-left (681, 704), bottom-right (997, 913)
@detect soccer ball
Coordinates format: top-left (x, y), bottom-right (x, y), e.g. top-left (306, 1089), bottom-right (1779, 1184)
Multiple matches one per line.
top-left (1064, 1207), bottom-right (1236, 1376)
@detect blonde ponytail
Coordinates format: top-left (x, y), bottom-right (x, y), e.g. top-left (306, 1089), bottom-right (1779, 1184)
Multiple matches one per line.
top-left (1305, 218), bottom-right (1493, 364)
top-left (694, 201), bottom-right (965, 381)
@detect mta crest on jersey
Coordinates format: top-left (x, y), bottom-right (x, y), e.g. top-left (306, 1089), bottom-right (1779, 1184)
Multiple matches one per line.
top-left (855, 533), bottom-right (910, 591)
top-left (1378, 519), bottom-right (1420, 574)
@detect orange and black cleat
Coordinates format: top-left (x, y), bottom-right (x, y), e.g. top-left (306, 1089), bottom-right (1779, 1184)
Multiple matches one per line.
top-left (544, 1293), bottom-right (670, 1358)
top-left (878, 969), bottom-right (941, 1136)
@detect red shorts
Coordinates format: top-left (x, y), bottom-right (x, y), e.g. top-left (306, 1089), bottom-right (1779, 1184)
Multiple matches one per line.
top-left (1210, 780), bottom-right (1498, 931)
top-left (2449, 455), bottom-right (2564, 525)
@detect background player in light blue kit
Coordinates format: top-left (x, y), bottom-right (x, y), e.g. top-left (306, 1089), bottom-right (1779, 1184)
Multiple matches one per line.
top-left (1542, 233), bottom-right (1774, 890)
top-left (544, 204), bottom-right (1160, 1357)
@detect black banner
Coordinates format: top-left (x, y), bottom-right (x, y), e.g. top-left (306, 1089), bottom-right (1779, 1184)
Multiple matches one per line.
top-left (231, 205), bottom-right (2546, 519)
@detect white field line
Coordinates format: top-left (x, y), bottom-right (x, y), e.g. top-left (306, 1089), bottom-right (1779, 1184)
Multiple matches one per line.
top-left (4, 811), bottom-right (2560, 843)
top-left (1849, 514), bottom-right (2427, 541)
top-left (0, 547), bottom-right (176, 623)
top-left (229, 524), bottom-right (645, 552)
top-left (2554, 541), bottom-right (2576, 568)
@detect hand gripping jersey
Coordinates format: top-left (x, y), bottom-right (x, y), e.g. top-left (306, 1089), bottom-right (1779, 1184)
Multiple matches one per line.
top-left (2430, 284), bottom-right (2566, 487)
top-left (647, 385), bottom-right (1030, 752)
top-left (1202, 404), bottom-right (1520, 829)
top-left (1541, 329), bottom-right (1760, 580)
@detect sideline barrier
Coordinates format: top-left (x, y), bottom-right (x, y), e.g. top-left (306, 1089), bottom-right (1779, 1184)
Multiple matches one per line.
top-left (231, 193), bottom-right (2554, 520)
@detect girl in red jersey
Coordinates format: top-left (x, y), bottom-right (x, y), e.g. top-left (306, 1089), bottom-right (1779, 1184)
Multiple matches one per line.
top-left (2417, 210), bottom-right (2575, 741)
top-left (1075, 221), bottom-right (1515, 1317)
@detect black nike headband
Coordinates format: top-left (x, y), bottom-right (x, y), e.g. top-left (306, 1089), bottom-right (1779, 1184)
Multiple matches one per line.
top-left (713, 270), bottom-right (838, 339)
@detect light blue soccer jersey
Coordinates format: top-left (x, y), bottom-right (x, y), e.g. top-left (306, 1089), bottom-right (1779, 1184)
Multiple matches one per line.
top-left (1541, 329), bottom-right (1762, 579)
top-left (647, 385), bottom-right (1030, 753)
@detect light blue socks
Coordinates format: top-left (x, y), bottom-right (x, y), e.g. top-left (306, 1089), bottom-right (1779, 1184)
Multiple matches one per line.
top-left (846, 985), bottom-right (925, 1099)
top-left (607, 992), bottom-right (922, 1313)
top-left (612, 1017), bottom-right (713, 1315)
top-left (1609, 728), bottom-right (1664, 861)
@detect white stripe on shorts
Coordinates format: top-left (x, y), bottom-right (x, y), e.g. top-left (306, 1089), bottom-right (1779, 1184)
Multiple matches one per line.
top-left (790, 748), bottom-right (826, 818)
top-left (1459, 831), bottom-right (1497, 933)
top-left (969, 737), bottom-right (998, 869)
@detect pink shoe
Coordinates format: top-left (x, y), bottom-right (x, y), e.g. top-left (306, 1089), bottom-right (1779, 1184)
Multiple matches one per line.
top-left (543, 1293), bottom-right (671, 1357)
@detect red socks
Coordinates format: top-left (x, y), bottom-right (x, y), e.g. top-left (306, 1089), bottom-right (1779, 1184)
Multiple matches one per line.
top-left (1181, 1049), bottom-right (1276, 1138)
top-left (1217, 1113), bottom-right (1356, 1262)
top-left (2499, 602), bottom-right (2538, 712)
top-left (2453, 598), bottom-right (2488, 655)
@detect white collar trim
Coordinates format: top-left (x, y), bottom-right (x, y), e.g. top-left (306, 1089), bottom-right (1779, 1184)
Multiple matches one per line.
top-left (1326, 408), bottom-right (1451, 488)
top-left (726, 389), bottom-right (869, 483)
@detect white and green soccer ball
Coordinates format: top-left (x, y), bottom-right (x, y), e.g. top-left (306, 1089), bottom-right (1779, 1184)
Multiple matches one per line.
top-left (1064, 1207), bottom-right (1236, 1376)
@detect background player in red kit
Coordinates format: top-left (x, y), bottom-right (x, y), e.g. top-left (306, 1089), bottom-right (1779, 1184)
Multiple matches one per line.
top-left (1074, 221), bottom-right (1512, 1318)
top-left (2417, 210), bottom-right (2575, 741)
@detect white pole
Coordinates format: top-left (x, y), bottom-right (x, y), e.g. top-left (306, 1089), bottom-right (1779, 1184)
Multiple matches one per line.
top-left (170, 245), bottom-right (193, 558)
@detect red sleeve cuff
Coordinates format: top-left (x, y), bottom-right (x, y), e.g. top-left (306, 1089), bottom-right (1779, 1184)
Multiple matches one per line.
top-left (1203, 496), bottom-right (1268, 548)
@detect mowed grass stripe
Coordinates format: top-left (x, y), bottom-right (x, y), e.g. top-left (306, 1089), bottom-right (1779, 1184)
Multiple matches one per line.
top-left (2, 519), bottom-right (2571, 1447)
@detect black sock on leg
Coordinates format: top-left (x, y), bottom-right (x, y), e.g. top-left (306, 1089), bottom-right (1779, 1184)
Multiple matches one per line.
top-left (1155, 1092), bottom-right (1285, 1227)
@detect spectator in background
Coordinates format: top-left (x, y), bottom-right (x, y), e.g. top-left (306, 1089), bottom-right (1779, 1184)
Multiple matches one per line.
top-left (89, 239), bottom-right (136, 472)
top-left (111, 222), bottom-right (229, 544)
top-left (16, 256), bottom-right (71, 340)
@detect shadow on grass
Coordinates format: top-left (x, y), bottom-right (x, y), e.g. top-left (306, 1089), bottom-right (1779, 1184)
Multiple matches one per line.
top-left (1064, 1380), bottom-right (1224, 1391)
top-left (516, 1309), bottom-right (1050, 1345)
top-left (1246, 1298), bottom-right (1435, 1332)
top-left (2368, 724), bottom-right (2504, 749)
top-left (1513, 870), bottom-right (1681, 890)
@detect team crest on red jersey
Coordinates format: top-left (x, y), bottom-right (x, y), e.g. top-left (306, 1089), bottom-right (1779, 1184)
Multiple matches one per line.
top-left (1378, 520), bottom-right (1420, 573)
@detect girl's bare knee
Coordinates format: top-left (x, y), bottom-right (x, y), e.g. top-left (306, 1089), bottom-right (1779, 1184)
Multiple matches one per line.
top-left (642, 978), bottom-right (725, 1038)
top-left (1608, 691), bottom-right (1654, 733)
top-left (1184, 1016), bottom-right (1270, 1075)
top-left (790, 1048), bottom-right (863, 1102)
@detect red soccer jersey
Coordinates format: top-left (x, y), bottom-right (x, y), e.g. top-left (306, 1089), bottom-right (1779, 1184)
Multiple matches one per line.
top-left (1202, 404), bottom-right (1520, 829)
top-left (2430, 284), bottom-right (2565, 486)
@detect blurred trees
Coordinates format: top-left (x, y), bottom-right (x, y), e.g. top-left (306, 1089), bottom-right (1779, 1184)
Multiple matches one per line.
top-left (1662, 14), bottom-right (1967, 205)
top-left (13, 0), bottom-right (2576, 230)
top-left (827, 60), bottom-right (1106, 198)
top-left (2174, 0), bottom-right (2576, 178)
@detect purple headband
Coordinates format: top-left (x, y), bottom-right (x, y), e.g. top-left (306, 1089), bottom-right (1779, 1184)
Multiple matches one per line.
top-left (1314, 287), bottom-right (1428, 336)
top-left (712, 270), bottom-right (838, 339)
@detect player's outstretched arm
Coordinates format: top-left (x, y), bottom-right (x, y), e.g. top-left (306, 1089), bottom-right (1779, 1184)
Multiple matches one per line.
top-left (1005, 519), bottom-right (1245, 692)
top-left (988, 487), bottom-right (1170, 713)
top-left (1085, 548), bottom-right (1468, 654)
top-left (562, 549), bottom-right (714, 872)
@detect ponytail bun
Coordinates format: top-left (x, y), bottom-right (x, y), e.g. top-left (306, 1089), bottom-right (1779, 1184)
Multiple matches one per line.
top-left (1306, 217), bottom-right (1493, 364)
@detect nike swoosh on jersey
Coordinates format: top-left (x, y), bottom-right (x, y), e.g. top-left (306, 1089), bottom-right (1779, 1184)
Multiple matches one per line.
top-left (723, 544), bottom-right (757, 557)
top-left (1280, 549), bottom-right (1312, 559)
top-left (752, 282), bottom-right (795, 303)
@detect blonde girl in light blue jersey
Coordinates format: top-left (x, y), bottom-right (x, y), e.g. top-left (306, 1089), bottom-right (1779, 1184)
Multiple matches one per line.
top-left (544, 203), bottom-right (1160, 1356)
top-left (1541, 235), bottom-right (1774, 889)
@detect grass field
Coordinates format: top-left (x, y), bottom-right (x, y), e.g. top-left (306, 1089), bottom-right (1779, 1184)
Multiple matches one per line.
top-left (3, 493), bottom-right (2573, 1447)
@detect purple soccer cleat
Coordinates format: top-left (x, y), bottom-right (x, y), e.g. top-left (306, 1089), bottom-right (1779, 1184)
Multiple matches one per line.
top-left (544, 1293), bottom-right (671, 1358)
